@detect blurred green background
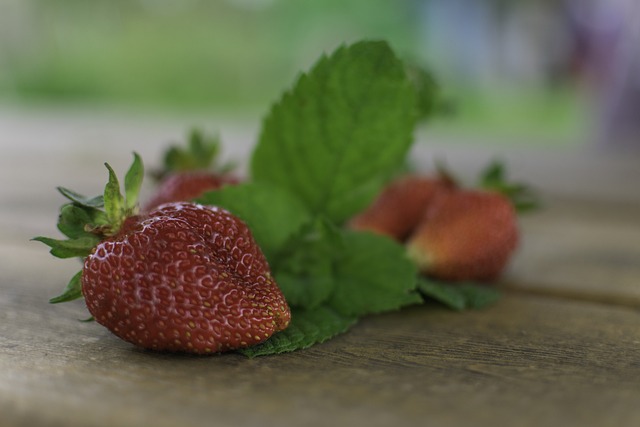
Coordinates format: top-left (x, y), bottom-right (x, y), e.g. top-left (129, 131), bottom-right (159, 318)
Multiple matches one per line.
top-left (0, 0), bottom-right (598, 142)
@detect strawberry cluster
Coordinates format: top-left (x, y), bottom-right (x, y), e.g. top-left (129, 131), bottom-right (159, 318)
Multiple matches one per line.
top-left (349, 162), bottom-right (536, 282)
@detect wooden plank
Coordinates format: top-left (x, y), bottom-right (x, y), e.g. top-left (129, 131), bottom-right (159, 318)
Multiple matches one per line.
top-left (504, 196), bottom-right (640, 304)
top-left (2, 260), bottom-right (640, 427)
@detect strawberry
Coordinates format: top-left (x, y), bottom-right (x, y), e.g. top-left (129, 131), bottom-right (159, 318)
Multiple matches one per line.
top-left (405, 161), bottom-right (535, 282)
top-left (144, 171), bottom-right (240, 211)
top-left (144, 129), bottom-right (240, 211)
top-left (348, 174), bottom-right (455, 241)
top-left (406, 190), bottom-right (519, 281)
top-left (35, 154), bottom-right (290, 354)
top-left (406, 162), bottom-right (538, 281)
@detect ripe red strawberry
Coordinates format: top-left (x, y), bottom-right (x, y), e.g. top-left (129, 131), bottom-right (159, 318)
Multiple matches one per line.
top-left (144, 171), bottom-right (240, 211)
top-left (348, 174), bottom-right (455, 241)
top-left (36, 154), bottom-right (290, 354)
top-left (406, 189), bottom-right (519, 281)
top-left (144, 129), bottom-right (240, 211)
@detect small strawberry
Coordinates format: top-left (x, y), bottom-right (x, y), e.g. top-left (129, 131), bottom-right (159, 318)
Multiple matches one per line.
top-left (348, 173), bottom-right (455, 241)
top-left (144, 129), bottom-right (240, 211)
top-left (35, 154), bottom-right (290, 354)
top-left (406, 190), bottom-right (519, 281)
top-left (405, 161), bottom-right (536, 281)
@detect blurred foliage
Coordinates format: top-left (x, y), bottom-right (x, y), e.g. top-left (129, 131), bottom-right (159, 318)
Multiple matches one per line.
top-left (1, 0), bottom-right (419, 111)
top-left (0, 0), bottom-right (583, 140)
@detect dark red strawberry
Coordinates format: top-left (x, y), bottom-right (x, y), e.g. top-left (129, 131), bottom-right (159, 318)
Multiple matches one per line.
top-left (144, 129), bottom-right (240, 211)
top-left (348, 174), bottom-right (455, 241)
top-left (36, 154), bottom-right (290, 354)
top-left (406, 189), bottom-right (519, 281)
top-left (144, 172), bottom-right (240, 211)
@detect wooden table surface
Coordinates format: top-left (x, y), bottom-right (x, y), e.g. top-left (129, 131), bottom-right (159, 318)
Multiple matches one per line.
top-left (1, 108), bottom-right (639, 427)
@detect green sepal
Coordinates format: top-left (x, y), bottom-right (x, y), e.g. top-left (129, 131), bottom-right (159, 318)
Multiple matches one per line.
top-left (49, 270), bottom-right (83, 303)
top-left (153, 129), bottom-right (235, 180)
top-left (433, 158), bottom-right (460, 188)
top-left (479, 160), bottom-right (540, 213)
top-left (480, 161), bottom-right (505, 185)
top-left (57, 203), bottom-right (108, 239)
top-left (124, 152), bottom-right (144, 212)
top-left (33, 236), bottom-right (99, 259)
top-left (39, 154), bottom-right (145, 309)
top-left (168, 129), bottom-right (220, 171)
top-left (57, 187), bottom-right (104, 208)
top-left (101, 153), bottom-right (144, 234)
top-left (417, 278), bottom-right (501, 311)
top-left (103, 162), bottom-right (125, 230)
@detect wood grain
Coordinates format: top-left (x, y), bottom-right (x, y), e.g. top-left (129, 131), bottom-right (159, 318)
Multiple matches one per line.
top-left (2, 278), bottom-right (640, 427)
top-left (505, 197), bottom-right (640, 305)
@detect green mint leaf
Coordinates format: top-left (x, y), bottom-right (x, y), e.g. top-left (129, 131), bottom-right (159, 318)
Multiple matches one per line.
top-left (57, 204), bottom-right (108, 239)
top-left (417, 278), bottom-right (502, 311)
top-left (57, 187), bottom-right (104, 208)
top-left (124, 152), bottom-right (144, 212)
top-left (103, 163), bottom-right (125, 228)
top-left (197, 183), bottom-right (310, 260)
top-left (49, 271), bottom-right (83, 303)
top-left (271, 217), bottom-right (342, 309)
top-left (32, 236), bottom-right (98, 259)
top-left (416, 278), bottom-right (466, 311)
top-left (238, 306), bottom-right (357, 357)
top-left (457, 284), bottom-right (502, 309)
top-left (328, 231), bottom-right (422, 317)
top-left (251, 40), bottom-right (417, 224)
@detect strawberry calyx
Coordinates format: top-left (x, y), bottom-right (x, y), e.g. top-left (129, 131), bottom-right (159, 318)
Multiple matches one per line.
top-left (151, 128), bottom-right (236, 181)
top-left (33, 153), bottom-right (144, 304)
top-left (433, 159), bottom-right (460, 188)
top-left (477, 160), bottom-right (539, 213)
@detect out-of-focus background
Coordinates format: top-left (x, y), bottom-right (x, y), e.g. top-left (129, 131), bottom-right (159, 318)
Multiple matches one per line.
top-left (0, 0), bottom-right (639, 148)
